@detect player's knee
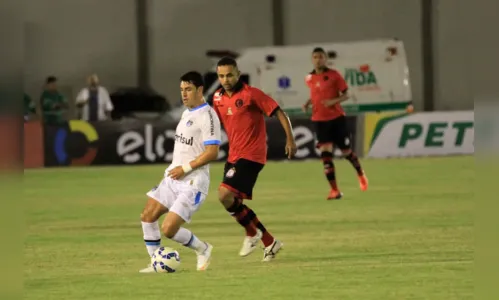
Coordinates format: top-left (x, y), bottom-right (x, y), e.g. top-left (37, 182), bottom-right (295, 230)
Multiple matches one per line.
top-left (218, 186), bottom-right (230, 202)
top-left (161, 222), bottom-right (177, 239)
top-left (341, 149), bottom-right (352, 156)
top-left (319, 144), bottom-right (333, 153)
top-left (140, 211), bottom-right (157, 223)
top-left (218, 187), bottom-right (234, 207)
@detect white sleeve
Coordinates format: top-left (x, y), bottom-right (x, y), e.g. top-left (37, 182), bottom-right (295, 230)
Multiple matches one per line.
top-left (76, 88), bottom-right (87, 104)
top-left (201, 108), bottom-right (221, 146)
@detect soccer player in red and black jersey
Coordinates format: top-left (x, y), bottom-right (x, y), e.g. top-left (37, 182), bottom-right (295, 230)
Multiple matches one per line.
top-left (302, 47), bottom-right (369, 200)
top-left (213, 57), bottom-right (297, 262)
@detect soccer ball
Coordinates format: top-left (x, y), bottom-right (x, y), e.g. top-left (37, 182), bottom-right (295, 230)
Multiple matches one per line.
top-left (151, 247), bottom-right (181, 273)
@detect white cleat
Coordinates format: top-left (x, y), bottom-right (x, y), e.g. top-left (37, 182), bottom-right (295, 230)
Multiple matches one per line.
top-left (196, 243), bottom-right (213, 271)
top-left (239, 230), bottom-right (263, 257)
top-left (262, 239), bottom-right (283, 262)
top-left (139, 264), bottom-right (155, 273)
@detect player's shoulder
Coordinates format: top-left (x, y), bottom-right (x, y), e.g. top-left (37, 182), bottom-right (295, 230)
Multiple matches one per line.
top-left (180, 108), bottom-right (190, 119)
top-left (247, 85), bottom-right (265, 96)
top-left (198, 104), bottom-right (219, 121)
top-left (327, 68), bottom-right (343, 77)
top-left (213, 89), bottom-right (223, 102)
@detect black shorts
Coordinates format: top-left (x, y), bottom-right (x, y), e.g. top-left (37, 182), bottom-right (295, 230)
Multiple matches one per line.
top-left (314, 116), bottom-right (352, 150)
top-left (221, 158), bottom-right (264, 200)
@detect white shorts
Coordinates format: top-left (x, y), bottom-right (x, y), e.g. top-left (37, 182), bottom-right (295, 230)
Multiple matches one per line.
top-left (146, 177), bottom-right (207, 223)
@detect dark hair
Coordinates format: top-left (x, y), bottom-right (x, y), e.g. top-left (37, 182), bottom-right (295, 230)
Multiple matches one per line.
top-left (217, 56), bottom-right (238, 68)
top-left (46, 76), bottom-right (57, 84)
top-left (312, 47), bottom-right (326, 54)
top-left (180, 71), bottom-right (204, 87)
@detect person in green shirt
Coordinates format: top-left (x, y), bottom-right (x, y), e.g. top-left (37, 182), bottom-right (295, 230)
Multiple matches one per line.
top-left (40, 76), bottom-right (68, 125)
top-left (24, 93), bottom-right (36, 121)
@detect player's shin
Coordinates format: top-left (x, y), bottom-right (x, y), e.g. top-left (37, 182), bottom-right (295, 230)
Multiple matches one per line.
top-left (321, 151), bottom-right (338, 190)
top-left (344, 151), bottom-right (368, 191)
top-left (344, 151), bottom-right (364, 175)
top-left (141, 221), bottom-right (161, 257)
top-left (225, 198), bottom-right (258, 237)
top-left (170, 227), bottom-right (208, 253)
top-left (249, 214), bottom-right (275, 247)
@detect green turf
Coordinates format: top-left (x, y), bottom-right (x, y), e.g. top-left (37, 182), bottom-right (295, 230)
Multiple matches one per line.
top-left (24, 156), bottom-right (473, 300)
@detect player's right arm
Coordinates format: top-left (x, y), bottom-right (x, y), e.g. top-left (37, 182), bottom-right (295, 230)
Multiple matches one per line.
top-left (168, 109), bottom-right (222, 179)
top-left (302, 74), bottom-right (313, 112)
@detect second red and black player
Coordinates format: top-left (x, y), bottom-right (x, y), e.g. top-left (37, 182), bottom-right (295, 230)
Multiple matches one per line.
top-left (302, 47), bottom-right (368, 200)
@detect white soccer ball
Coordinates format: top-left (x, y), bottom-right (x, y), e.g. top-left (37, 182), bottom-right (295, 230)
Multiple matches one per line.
top-left (151, 247), bottom-right (181, 273)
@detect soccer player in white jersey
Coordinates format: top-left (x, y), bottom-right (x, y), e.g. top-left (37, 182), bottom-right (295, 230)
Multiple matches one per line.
top-left (139, 71), bottom-right (222, 272)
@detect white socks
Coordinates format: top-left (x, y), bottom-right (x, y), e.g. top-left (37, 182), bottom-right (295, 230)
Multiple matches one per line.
top-left (142, 221), bottom-right (161, 257)
top-left (142, 221), bottom-right (207, 256)
top-left (172, 227), bottom-right (207, 253)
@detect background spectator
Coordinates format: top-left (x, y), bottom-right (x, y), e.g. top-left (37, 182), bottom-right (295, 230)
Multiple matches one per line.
top-left (75, 74), bottom-right (113, 121)
top-left (40, 76), bottom-right (68, 125)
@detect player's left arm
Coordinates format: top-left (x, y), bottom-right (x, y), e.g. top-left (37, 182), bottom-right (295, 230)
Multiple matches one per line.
top-left (323, 72), bottom-right (350, 107)
top-left (168, 109), bottom-right (222, 179)
top-left (252, 88), bottom-right (297, 159)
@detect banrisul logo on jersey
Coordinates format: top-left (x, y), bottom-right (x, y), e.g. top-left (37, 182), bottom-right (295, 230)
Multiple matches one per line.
top-left (365, 111), bottom-right (474, 158)
top-left (344, 64), bottom-right (380, 91)
top-left (174, 133), bottom-right (193, 146)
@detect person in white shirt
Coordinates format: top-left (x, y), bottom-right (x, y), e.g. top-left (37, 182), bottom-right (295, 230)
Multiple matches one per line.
top-left (139, 71), bottom-right (222, 273)
top-left (75, 74), bottom-right (113, 121)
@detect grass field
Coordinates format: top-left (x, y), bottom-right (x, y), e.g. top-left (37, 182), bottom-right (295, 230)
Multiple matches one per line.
top-left (24, 156), bottom-right (473, 300)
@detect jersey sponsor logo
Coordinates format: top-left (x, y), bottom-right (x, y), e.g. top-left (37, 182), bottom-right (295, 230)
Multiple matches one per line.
top-left (208, 110), bottom-right (215, 136)
top-left (213, 92), bottom-right (222, 101)
top-left (186, 120), bottom-right (193, 127)
top-left (227, 107), bottom-right (233, 115)
top-left (174, 133), bottom-right (194, 146)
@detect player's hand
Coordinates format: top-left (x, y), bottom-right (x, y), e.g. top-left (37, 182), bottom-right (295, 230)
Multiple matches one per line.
top-left (167, 166), bottom-right (185, 180)
top-left (301, 103), bottom-right (309, 113)
top-left (322, 99), bottom-right (334, 107)
top-left (285, 139), bottom-right (297, 159)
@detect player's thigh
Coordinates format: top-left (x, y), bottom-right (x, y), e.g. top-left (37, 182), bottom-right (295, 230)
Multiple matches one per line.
top-left (170, 185), bottom-right (207, 224)
top-left (314, 121), bottom-right (334, 151)
top-left (141, 198), bottom-right (168, 222)
top-left (220, 159), bottom-right (263, 200)
top-left (330, 116), bottom-right (352, 150)
top-left (144, 178), bottom-right (176, 218)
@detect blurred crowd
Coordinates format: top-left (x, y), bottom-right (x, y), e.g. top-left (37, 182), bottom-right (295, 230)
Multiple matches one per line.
top-left (24, 74), bottom-right (114, 124)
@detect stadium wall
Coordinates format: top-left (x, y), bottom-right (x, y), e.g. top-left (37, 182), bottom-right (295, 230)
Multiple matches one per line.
top-left (39, 116), bottom-right (359, 167)
top-left (23, 0), bottom-right (138, 102)
top-left (24, 111), bottom-right (474, 169)
top-left (24, 0), bottom-right (478, 113)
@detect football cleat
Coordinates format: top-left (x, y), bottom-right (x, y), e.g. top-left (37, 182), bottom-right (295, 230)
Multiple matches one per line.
top-left (196, 243), bottom-right (213, 271)
top-left (262, 239), bottom-right (283, 262)
top-left (327, 189), bottom-right (343, 200)
top-left (239, 230), bottom-right (263, 257)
